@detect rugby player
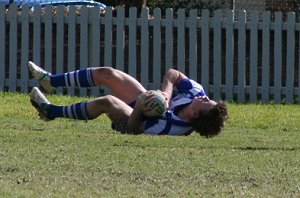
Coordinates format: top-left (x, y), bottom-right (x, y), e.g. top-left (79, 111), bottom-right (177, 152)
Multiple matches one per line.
top-left (29, 61), bottom-right (228, 137)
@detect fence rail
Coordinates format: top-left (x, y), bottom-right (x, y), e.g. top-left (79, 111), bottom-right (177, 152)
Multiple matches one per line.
top-left (1, 3), bottom-right (300, 103)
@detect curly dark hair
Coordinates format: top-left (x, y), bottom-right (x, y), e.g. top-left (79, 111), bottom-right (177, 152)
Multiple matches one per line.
top-left (190, 101), bottom-right (228, 138)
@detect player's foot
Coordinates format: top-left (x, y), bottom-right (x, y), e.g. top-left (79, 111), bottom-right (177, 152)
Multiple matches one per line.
top-left (30, 87), bottom-right (54, 121)
top-left (28, 61), bottom-right (55, 94)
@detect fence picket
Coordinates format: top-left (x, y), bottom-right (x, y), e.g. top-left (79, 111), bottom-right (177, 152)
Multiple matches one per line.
top-left (213, 10), bottom-right (222, 101)
top-left (299, 20), bottom-right (300, 103)
top-left (286, 12), bottom-right (295, 104)
top-left (128, 8), bottom-right (137, 79)
top-left (153, 8), bottom-right (162, 89)
top-left (67, 6), bottom-right (76, 95)
top-left (104, 7), bottom-right (112, 66)
top-left (79, 6), bottom-right (89, 96)
top-left (165, 9), bottom-right (173, 72)
top-left (102, 8), bottom-right (111, 95)
top-left (116, 7), bottom-right (125, 71)
top-left (262, 11), bottom-right (271, 103)
top-left (0, 4), bottom-right (4, 91)
top-left (20, 5), bottom-right (30, 93)
top-left (33, 5), bottom-right (41, 67)
top-left (274, 12), bottom-right (282, 103)
top-left (90, 7), bottom-right (101, 96)
top-left (9, 3), bottom-right (18, 91)
top-left (237, 10), bottom-right (246, 102)
top-left (225, 10), bottom-right (234, 101)
top-left (200, 10), bottom-right (210, 95)
top-left (188, 9), bottom-right (198, 81)
top-left (140, 8), bottom-right (149, 88)
top-left (177, 9), bottom-right (185, 73)
top-left (45, 5), bottom-right (53, 73)
top-left (55, 5), bottom-right (65, 94)
top-left (249, 11), bottom-right (258, 102)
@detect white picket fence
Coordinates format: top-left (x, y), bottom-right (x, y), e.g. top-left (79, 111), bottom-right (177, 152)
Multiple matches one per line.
top-left (1, 3), bottom-right (300, 103)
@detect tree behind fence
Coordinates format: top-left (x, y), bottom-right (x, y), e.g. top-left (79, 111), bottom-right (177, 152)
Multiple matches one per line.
top-left (0, 3), bottom-right (300, 103)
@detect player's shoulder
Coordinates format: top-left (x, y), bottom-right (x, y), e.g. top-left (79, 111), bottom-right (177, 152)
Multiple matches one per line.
top-left (177, 78), bottom-right (204, 92)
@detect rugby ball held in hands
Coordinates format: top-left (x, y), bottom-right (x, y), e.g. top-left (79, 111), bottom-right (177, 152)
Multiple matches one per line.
top-left (140, 90), bottom-right (167, 117)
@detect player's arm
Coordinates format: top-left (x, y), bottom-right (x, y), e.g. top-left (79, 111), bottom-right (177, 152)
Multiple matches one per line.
top-left (127, 92), bottom-right (154, 134)
top-left (127, 107), bottom-right (144, 134)
top-left (161, 69), bottom-right (187, 102)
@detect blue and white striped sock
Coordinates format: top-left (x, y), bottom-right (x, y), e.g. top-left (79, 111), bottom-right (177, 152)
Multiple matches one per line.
top-left (47, 101), bottom-right (90, 120)
top-left (50, 68), bottom-right (95, 88)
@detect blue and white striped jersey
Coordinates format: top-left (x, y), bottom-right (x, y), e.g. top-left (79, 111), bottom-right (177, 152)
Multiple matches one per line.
top-left (143, 78), bottom-right (206, 135)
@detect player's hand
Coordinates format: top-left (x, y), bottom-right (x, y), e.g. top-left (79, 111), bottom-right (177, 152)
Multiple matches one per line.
top-left (157, 90), bottom-right (169, 109)
top-left (135, 91), bottom-right (156, 112)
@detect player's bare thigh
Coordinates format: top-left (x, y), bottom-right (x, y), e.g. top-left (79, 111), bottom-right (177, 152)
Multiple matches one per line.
top-left (91, 67), bottom-right (146, 104)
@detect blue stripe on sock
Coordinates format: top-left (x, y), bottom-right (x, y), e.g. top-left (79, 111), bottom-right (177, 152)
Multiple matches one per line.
top-left (50, 68), bottom-right (95, 88)
top-left (47, 102), bottom-right (89, 120)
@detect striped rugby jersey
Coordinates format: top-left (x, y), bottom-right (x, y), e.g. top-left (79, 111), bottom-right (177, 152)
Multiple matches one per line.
top-left (143, 78), bottom-right (206, 135)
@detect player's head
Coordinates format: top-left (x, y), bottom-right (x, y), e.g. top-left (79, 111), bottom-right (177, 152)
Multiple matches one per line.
top-left (189, 98), bottom-right (228, 138)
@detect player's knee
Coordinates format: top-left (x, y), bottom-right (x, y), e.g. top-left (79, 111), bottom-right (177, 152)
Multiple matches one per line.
top-left (93, 95), bottom-right (117, 107)
top-left (93, 67), bottom-right (117, 82)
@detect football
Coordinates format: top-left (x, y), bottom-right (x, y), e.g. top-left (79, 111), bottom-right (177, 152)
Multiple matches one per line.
top-left (139, 90), bottom-right (167, 117)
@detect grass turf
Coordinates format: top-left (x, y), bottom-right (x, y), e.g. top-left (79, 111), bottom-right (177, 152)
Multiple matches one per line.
top-left (0, 92), bottom-right (299, 197)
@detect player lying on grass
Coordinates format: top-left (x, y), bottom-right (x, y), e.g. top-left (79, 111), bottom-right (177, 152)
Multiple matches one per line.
top-left (28, 61), bottom-right (228, 137)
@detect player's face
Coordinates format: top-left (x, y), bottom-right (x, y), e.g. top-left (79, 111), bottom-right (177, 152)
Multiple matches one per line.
top-left (190, 96), bottom-right (217, 117)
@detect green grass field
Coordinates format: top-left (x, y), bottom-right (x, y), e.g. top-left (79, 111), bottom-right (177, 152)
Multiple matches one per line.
top-left (0, 92), bottom-right (299, 197)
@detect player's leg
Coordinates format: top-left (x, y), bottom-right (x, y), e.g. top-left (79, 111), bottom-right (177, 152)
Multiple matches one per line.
top-left (86, 95), bottom-right (133, 132)
top-left (28, 62), bottom-right (146, 104)
top-left (30, 87), bottom-right (133, 131)
top-left (28, 61), bottom-right (95, 94)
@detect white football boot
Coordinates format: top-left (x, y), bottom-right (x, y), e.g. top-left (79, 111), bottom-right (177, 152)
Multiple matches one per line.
top-left (28, 61), bottom-right (55, 94)
top-left (30, 87), bottom-right (54, 121)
